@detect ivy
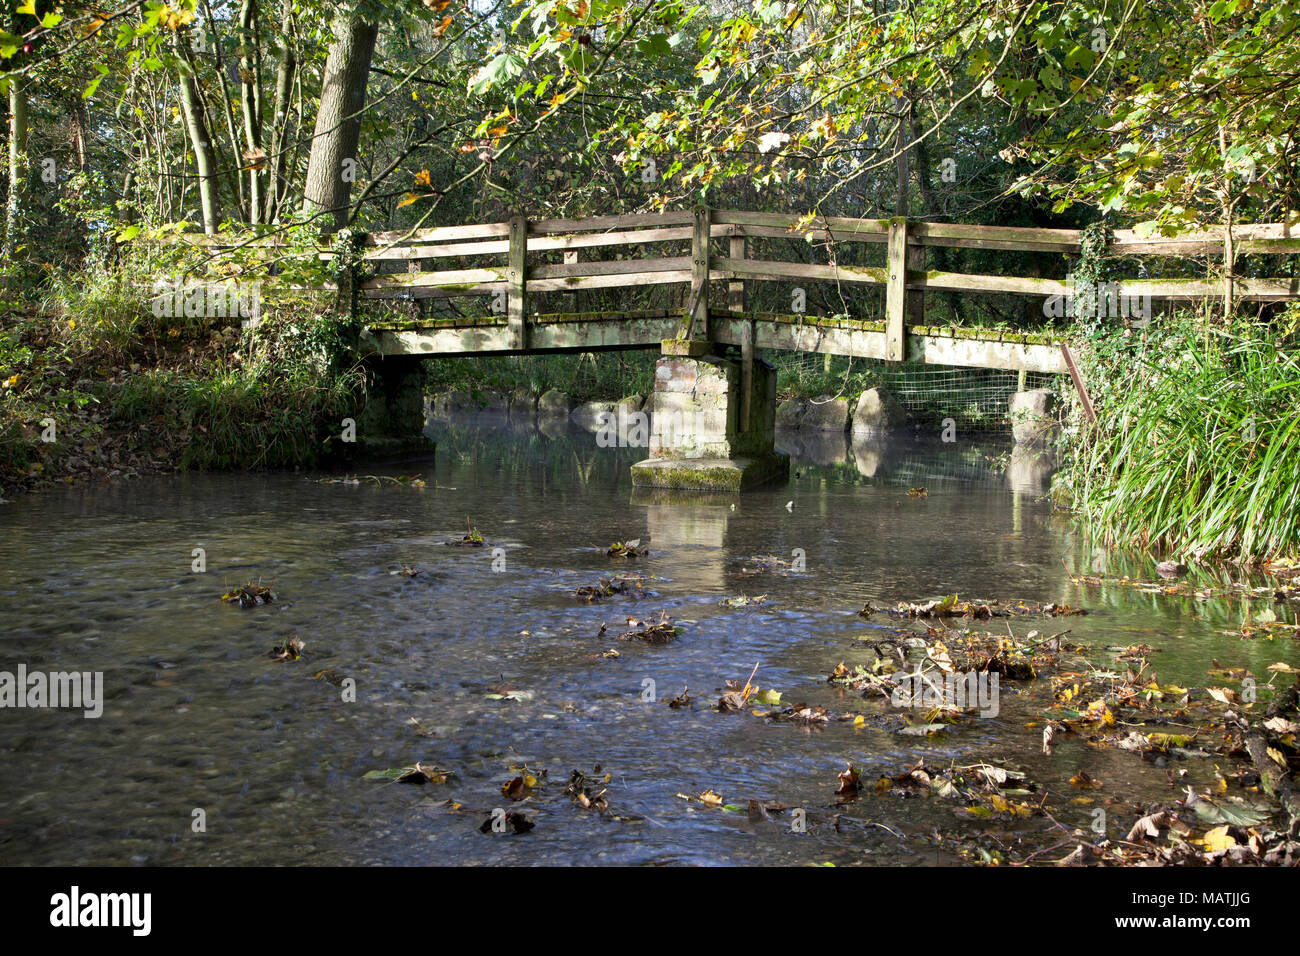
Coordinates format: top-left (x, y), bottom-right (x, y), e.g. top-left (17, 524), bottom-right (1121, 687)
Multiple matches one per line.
top-left (1074, 220), bottom-right (1114, 333)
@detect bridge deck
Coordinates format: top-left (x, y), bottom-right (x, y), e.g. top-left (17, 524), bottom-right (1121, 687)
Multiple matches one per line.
top-left (361, 309), bottom-right (1068, 373)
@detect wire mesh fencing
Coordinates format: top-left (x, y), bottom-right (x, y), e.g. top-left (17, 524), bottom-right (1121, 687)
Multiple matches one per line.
top-left (767, 351), bottom-right (1058, 432)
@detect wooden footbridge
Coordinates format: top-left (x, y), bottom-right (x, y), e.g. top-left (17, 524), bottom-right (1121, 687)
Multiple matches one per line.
top-left (182, 208), bottom-right (1299, 485)
top-left (347, 208), bottom-right (1300, 378)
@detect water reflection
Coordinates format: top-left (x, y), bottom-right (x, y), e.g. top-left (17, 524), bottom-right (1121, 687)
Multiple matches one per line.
top-left (1007, 445), bottom-right (1059, 497)
top-left (632, 488), bottom-right (736, 591)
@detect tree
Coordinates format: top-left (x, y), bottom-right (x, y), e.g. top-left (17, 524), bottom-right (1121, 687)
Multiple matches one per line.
top-left (176, 31), bottom-right (223, 233)
top-left (301, 6), bottom-right (379, 231)
top-left (3, 70), bottom-right (26, 259)
top-left (2, 5), bottom-right (34, 260)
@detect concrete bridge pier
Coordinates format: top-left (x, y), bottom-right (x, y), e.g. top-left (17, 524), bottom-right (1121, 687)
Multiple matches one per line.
top-left (631, 341), bottom-right (789, 491)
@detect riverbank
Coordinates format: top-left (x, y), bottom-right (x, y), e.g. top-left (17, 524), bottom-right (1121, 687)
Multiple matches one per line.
top-left (0, 278), bottom-right (364, 501)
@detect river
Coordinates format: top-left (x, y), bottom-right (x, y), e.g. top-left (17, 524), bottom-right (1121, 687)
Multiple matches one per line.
top-left (1, 418), bottom-right (1296, 865)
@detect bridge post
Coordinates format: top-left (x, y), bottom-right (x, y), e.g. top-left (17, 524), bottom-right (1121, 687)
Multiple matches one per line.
top-left (886, 217), bottom-right (909, 361)
top-left (563, 249), bottom-right (579, 314)
top-left (328, 227), bottom-right (366, 322)
top-left (907, 224), bottom-right (925, 328)
top-left (507, 214), bottom-right (527, 350)
top-left (685, 206), bottom-right (711, 340)
top-left (727, 226), bottom-right (745, 312)
top-left (740, 320), bottom-right (754, 428)
top-left (727, 224), bottom-right (754, 425)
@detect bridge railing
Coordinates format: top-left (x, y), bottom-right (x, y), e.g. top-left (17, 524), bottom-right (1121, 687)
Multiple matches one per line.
top-left (177, 209), bottom-right (1300, 366)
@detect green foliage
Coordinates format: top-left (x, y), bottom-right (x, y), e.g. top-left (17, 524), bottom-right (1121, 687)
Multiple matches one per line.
top-left (776, 359), bottom-right (875, 404)
top-left (2, 237), bottom-right (363, 494)
top-left (1063, 313), bottom-right (1300, 563)
top-left (423, 351), bottom-right (656, 405)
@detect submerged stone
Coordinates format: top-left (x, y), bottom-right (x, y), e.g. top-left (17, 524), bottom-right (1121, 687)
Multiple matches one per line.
top-left (538, 389), bottom-right (574, 417)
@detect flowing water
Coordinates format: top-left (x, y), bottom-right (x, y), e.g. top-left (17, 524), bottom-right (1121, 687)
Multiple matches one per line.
top-left (2, 417), bottom-right (1297, 866)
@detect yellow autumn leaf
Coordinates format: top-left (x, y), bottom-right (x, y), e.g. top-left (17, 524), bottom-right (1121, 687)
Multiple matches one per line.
top-left (928, 641), bottom-right (954, 672)
top-left (1085, 699), bottom-right (1115, 725)
top-left (1200, 825), bottom-right (1235, 853)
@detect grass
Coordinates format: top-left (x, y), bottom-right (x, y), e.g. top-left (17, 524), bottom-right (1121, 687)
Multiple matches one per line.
top-left (1063, 313), bottom-right (1300, 564)
top-left (112, 365), bottom-right (362, 470)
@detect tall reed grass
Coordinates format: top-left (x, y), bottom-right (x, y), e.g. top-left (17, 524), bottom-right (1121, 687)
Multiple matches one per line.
top-left (1066, 315), bottom-right (1300, 563)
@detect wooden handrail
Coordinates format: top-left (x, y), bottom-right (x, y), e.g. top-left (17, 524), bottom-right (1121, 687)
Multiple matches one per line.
top-left (178, 210), bottom-right (1300, 257)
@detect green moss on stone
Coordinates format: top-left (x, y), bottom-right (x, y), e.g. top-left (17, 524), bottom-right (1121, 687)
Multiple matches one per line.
top-left (631, 463), bottom-right (743, 491)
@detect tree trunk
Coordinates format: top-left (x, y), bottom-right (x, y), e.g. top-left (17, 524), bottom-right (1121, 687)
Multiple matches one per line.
top-left (894, 95), bottom-right (909, 217)
top-left (895, 95), bottom-right (924, 326)
top-left (3, 74), bottom-right (27, 260)
top-left (198, 0), bottom-right (249, 218)
top-left (264, 23), bottom-right (297, 223)
top-left (912, 110), bottom-right (964, 323)
top-left (239, 0), bottom-right (264, 223)
top-left (176, 35), bottom-right (223, 233)
top-left (301, 9), bottom-right (378, 232)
